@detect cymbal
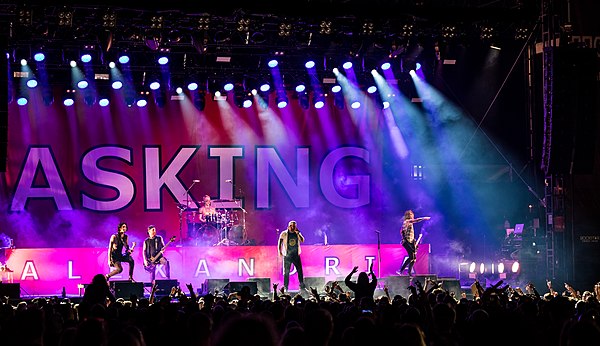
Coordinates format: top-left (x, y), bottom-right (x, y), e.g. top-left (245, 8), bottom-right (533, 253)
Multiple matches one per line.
top-left (176, 203), bottom-right (198, 211)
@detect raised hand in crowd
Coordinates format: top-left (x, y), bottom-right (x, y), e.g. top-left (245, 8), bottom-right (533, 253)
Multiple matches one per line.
top-left (186, 283), bottom-right (197, 301)
top-left (309, 287), bottom-right (320, 301)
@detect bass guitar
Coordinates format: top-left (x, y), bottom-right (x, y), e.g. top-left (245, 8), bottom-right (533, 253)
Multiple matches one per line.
top-left (144, 236), bottom-right (176, 272)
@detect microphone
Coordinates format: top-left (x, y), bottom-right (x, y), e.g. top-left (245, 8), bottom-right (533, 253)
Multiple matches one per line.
top-left (375, 230), bottom-right (380, 234)
top-left (225, 179), bottom-right (232, 183)
top-left (192, 179), bottom-right (200, 183)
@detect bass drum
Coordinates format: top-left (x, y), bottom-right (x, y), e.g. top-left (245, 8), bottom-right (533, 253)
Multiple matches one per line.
top-left (199, 224), bottom-right (220, 245)
top-left (229, 225), bottom-right (246, 245)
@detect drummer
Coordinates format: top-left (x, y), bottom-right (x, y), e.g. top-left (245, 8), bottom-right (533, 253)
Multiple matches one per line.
top-left (198, 195), bottom-right (217, 223)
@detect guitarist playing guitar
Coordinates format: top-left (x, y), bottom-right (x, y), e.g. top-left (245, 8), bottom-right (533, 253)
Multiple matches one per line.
top-left (397, 210), bottom-right (430, 277)
top-left (143, 225), bottom-right (174, 283)
top-left (107, 222), bottom-right (136, 282)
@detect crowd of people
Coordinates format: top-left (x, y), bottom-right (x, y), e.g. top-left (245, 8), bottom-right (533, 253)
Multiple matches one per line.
top-left (1, 267), bottom-right (599, 346)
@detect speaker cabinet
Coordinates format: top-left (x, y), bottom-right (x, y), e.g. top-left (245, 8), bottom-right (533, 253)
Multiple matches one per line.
top-left (0, 283), bottom-right (20, 299)
top-left (324, 278), bottom-right (353, 298)
top-left (223, 281), bottom-right (258, 295)
top-left (154, 279), bottom-right (179, 297)
top-left (201, 279), bottom-right (230, 295)
top-left (543, 47), bottom-right (598, 174)
top-left (247, 278), bottom-right (271, 296)
top-left (304, 277), bottom-right (325, 290)
top-left (383, 274), bottom-right (438, 298)
top-left (438, 278), bottom-right (462, 297)
top-left (113, 281), bottom-right (144, 299)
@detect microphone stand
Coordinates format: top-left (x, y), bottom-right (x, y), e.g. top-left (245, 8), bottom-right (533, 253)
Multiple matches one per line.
top-left (180, 180), bottom-right (199, 246)
top-left (376, 230), bottom-right (381, 288)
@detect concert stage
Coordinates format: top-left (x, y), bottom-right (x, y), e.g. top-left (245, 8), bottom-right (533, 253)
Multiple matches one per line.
top-left (3, 244), bottom-right (431, 298)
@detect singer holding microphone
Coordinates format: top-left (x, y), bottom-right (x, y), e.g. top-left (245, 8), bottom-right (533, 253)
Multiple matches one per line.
top-left (397, 210), bottom-right (431, 277)
top-left (278, 220), bottom-right (307, 292)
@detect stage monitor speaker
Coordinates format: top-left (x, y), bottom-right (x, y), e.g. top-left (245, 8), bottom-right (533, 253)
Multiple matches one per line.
top-left (439, 278), bottom-right (462, 297)
top-left (247, 278), bottom-right (271, 296)
top-left (113, 281), bottom-right (144, 299)
top-left (223, 281), bottom-right (258, 295)
top-left (154, 279), bottom-right (179, 297)
top-left (327, 277), bottom-right (352, 298)
top-left (202, 279), bottom-right (230, 295)
top-left (384, 274), bottom-right (439, 298)
top-left (0, 283), bottom-right (20, 299)
top-left (304, 277), bottom-right (325, 290)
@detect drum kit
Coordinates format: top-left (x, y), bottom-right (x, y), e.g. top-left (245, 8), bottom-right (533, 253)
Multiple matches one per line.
top-left (179, 199), bottom-right (246, 246)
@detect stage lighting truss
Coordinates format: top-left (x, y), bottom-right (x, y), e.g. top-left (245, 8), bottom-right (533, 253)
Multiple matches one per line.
top-left (5, 4), bottom-right (537, 111)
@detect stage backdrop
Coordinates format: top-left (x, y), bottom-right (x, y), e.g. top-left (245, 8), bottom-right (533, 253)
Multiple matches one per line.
top-left (1, 87), bottom-right (443, 249)
top-left (4, 244), bottom-right (430, 297)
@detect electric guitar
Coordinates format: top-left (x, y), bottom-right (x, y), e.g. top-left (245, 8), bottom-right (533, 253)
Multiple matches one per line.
top-left (144, 236), bottom-right (176, 272)
top-left (127, 242), bottom-right (136, 254)
top-left (414, 233), bottom-right (423, 253)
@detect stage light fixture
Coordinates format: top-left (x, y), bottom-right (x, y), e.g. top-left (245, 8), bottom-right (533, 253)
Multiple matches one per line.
top-left (118, 53), bottom-right (130, 64)
top-left (98, 92), bottom-right (110, 107)
top-left (276, 92), bottom-right (288, 109)
top-left (197, 16), bottom-right (210, 30)
top-left (33, 52), bottom-right (45, 62)
top-left (57, 7), bottom-right (73, 27)
top-left (259, 80), bottom-right (271, 93)
top-left (112, 80), bottom-right (123, 90)
top-left (319, 20), bottom-right (333, 35)
top-left (278, 22), bottom-right (292, 37)
top-left (237, 18), bottom-right (250, 33)
top-left (332, 87), bottom-right (344, 109)
top-left (480, 25), bottom-right (495, 40)
top-left (150, 15), bottom-right (164, 29)
top-left (313, 92), bottom-right (325, 109)
top-left (515, 26), bottom-right (529, 40)
top-left (26, 77), bottom-right (38, 89)
top-left (16, 88), bottom-right (29, 106)
top-left (18, 7), bottom-right (32, 26)
top-left (137, 91), bottom-right (149, 107)
top-left (156, 48), bottom-right (170, 65)
top-left (80, 45), bottom-right (95, 63)
top-left (62, 88), bottom-right (75, 106)
top-left (242, 97), bottom-right (253, 108)
top-left (187, 81), bottom-right (199, 91)
top-left (361, 21), bottom-right (375, 36)
top-left (223, 82), bottom-right (234, 92)
top-left (76, 79), bottom-right (89, 89)
top-left (212, 91), bottom-right (227, 101)
top-left (102, 10), bottom-right (116, 28)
